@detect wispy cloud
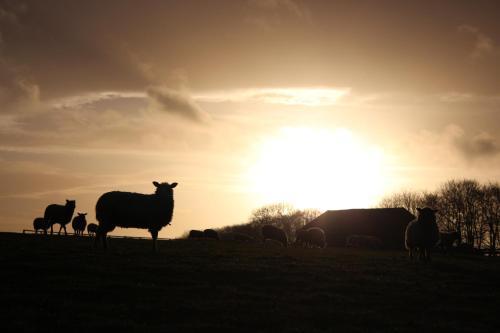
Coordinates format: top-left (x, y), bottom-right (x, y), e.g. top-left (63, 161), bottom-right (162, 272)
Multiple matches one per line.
top-left (147, 86), bottom-right (210, 123)
top-left (458, 25), bottom-right (497, 59)
top-left (248, 0), bottom-right (310, 21)
top-left (195, 87), bottom-right (349, 106)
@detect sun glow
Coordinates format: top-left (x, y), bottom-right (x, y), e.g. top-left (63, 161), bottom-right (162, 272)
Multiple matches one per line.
top-left (248, 127), bottom-right (388, 211)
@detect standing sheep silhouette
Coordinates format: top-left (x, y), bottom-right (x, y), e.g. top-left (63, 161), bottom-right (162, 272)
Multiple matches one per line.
top-left (72, 213), bottom-right (87, 236)
top-left (405, 207), bottom-right (440, 262)
top-left (95, 181), bottom-right (178, 251)
top-left (44, 200), bottom-right (76, 235)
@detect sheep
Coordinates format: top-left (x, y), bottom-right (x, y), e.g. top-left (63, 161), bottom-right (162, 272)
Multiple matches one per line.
top-left (87, 223), bottom-right (98, 236)
top-left (44, 200), bottom-right (76, 235)
top-left (439, 231), bottom-right (461, 252)
top-left (261, 225), bottom-right (287, 247)
top-left (188, 230), bottom-right (204, 239)
top-left (33, 217), bottom-right (50, 235)
top-left (203, 229), bottom-right (219, 240)
top-left (405, 207), bottom-right (440, 261)
top-left (295, 227), bottom-right (326, 248)
top-left (346, 235), bottom-right (383, 250)
top-left (72, 213), bottom-right (87, 236)
top-left (95, 181), bottom-right (178, 251)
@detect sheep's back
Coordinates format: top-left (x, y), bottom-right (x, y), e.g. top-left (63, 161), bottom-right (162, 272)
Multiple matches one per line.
top-left (96, 191), bottom-right (173, 229)
top-left (44, 204), bottom-right (73, 224)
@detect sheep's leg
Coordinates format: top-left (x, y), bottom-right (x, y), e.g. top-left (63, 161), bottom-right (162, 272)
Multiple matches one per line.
top-left (50, 224), bottom-right (53, 235)
top-left (63, 225), bottom-right (67, 235)
top-left (102, 232), bottom-right (108, 250)
top-left (150, 230), bottom-right (159, 252)
top-left (58, 224), bottom-right (62, 235)
top-left (93, 230), bottom-right (100, 248)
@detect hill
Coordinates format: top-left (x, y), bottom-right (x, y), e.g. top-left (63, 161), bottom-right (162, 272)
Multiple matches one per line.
top-left (1, 232), bottom-right (499, 332)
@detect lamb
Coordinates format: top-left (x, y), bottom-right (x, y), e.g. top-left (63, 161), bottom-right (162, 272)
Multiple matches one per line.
top-left (295, 227), bottom-right (326, 248)
top-left (44, 200), bottom-right (76, 235)
top-left (95, 181), bottom-right (178, 251)
top-left (203, 229), bottom-right (219, 240)
top-left (87, 223), bottom-right (98, 236)
top-left (346, 235), bottom-right (383, 250)
top-left (33, 217), bottom-right (50, 235)
top-left (72, 213), bottom-right (87, 236)
top-left (188, 230), bottom-right (204, 239)
top-left (261, 225), bottom-right (288, 247)
top-left (405, 207), bottom-right (440, 261)
top-left (439, 231), bottom-right (460, 252)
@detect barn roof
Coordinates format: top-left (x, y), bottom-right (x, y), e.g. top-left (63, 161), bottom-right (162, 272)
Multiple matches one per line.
top-left (304, 208), bottom-right (416, 249)
top-left (307, 208), bottom-right (415, 227)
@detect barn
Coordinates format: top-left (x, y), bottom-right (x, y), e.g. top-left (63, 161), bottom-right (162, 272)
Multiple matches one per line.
top-left (303, 208), bottom-right (415, 249)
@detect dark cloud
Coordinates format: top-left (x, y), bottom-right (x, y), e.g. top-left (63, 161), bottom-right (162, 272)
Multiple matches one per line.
top-left (147, 86), bottom-right (209, 123)
top-left (454, 132), bottom-right (500, 159)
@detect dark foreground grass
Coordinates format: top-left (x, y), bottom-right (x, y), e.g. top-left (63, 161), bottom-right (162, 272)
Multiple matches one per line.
top-left (1, 232), bottom-right (499, 332)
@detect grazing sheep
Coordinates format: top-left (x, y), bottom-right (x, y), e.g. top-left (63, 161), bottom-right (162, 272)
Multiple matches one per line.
top-left (44, 200), bottom-right (76, 235)
top-left (87, 223), bottom-right (98, 236)
top-left (33, 217), bottom-right (50, 235)
top-left (188, 230), bottom-right (204, 239)
top-left (346, 235), bottom-right (383, 250)
top-left (439, 231), bottom-right (461, 252)
top-left (295, 227), bottom-right (326, 248)
top-left (72, 213), bottom-right (87, 236)
top-left (203, 229), bottom-right (219, 240)
top-left (95, 181), bottom-right (178, 251)
top-left (232, 232), bottom-right (254, 241)
top-left (261, 225), bottom-right (287, 247)
top-left (405, 207), bottom-right (440, 261)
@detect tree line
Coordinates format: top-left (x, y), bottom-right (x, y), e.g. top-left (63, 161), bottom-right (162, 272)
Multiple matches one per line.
top-left (378, 179), bottom-right (499, 251)
top-left (217, 203), bottom-right (321, 241)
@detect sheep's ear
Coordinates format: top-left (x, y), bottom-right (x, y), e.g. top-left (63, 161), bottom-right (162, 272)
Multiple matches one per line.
top-left (170, 182), bottom-right (178, 188)
top-left (417, 207), bottom-right (422, 212)
top-left (153, 181), bottom-right (160, 187)
top-left (433, 209), bottom-right (439, 213)
top-left (66, 199), bottom-right (70, 203)
top-left (83, 213), bottom-right (87, 216)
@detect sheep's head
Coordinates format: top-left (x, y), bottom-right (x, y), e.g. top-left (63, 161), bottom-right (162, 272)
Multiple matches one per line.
top-left (416, 207), bottom-right (438, 223)
top-left (66, 200), bottom-right (76, 207)
top-left (153, 181), bottom-right (178, 197)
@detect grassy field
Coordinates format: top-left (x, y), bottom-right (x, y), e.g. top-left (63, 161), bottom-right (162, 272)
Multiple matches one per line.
top-left (1, 232), bottom-right (499, 332)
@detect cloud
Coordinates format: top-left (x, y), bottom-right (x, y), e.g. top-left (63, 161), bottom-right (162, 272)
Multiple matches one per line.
top-left (0, 56), bottom-right (40, 113)
top-left (458, 25), bottom-right (497, 59)
top-left (195, 87), bottom-right (349, 106)
top-left (453, 130), bottom-right (500, 160)
top-left (248, 0), bottom-right (310, 21)
top-left (147, 86), bottom-right (210, 123)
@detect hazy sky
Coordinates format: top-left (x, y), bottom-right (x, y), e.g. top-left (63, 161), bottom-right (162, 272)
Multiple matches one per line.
top-left (1, 0), bottom-right (499, 237)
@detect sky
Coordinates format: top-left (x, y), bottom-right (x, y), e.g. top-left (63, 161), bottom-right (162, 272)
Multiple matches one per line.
top-left (1, 0), bottom-right (499, 238)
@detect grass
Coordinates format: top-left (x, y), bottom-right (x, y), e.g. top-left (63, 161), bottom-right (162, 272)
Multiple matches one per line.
top-left (1, 232), bottom-right (499, 332)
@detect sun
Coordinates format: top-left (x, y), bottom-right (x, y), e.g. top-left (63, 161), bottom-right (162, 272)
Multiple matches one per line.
top-left (248, 127), bottom-right (388, 211)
